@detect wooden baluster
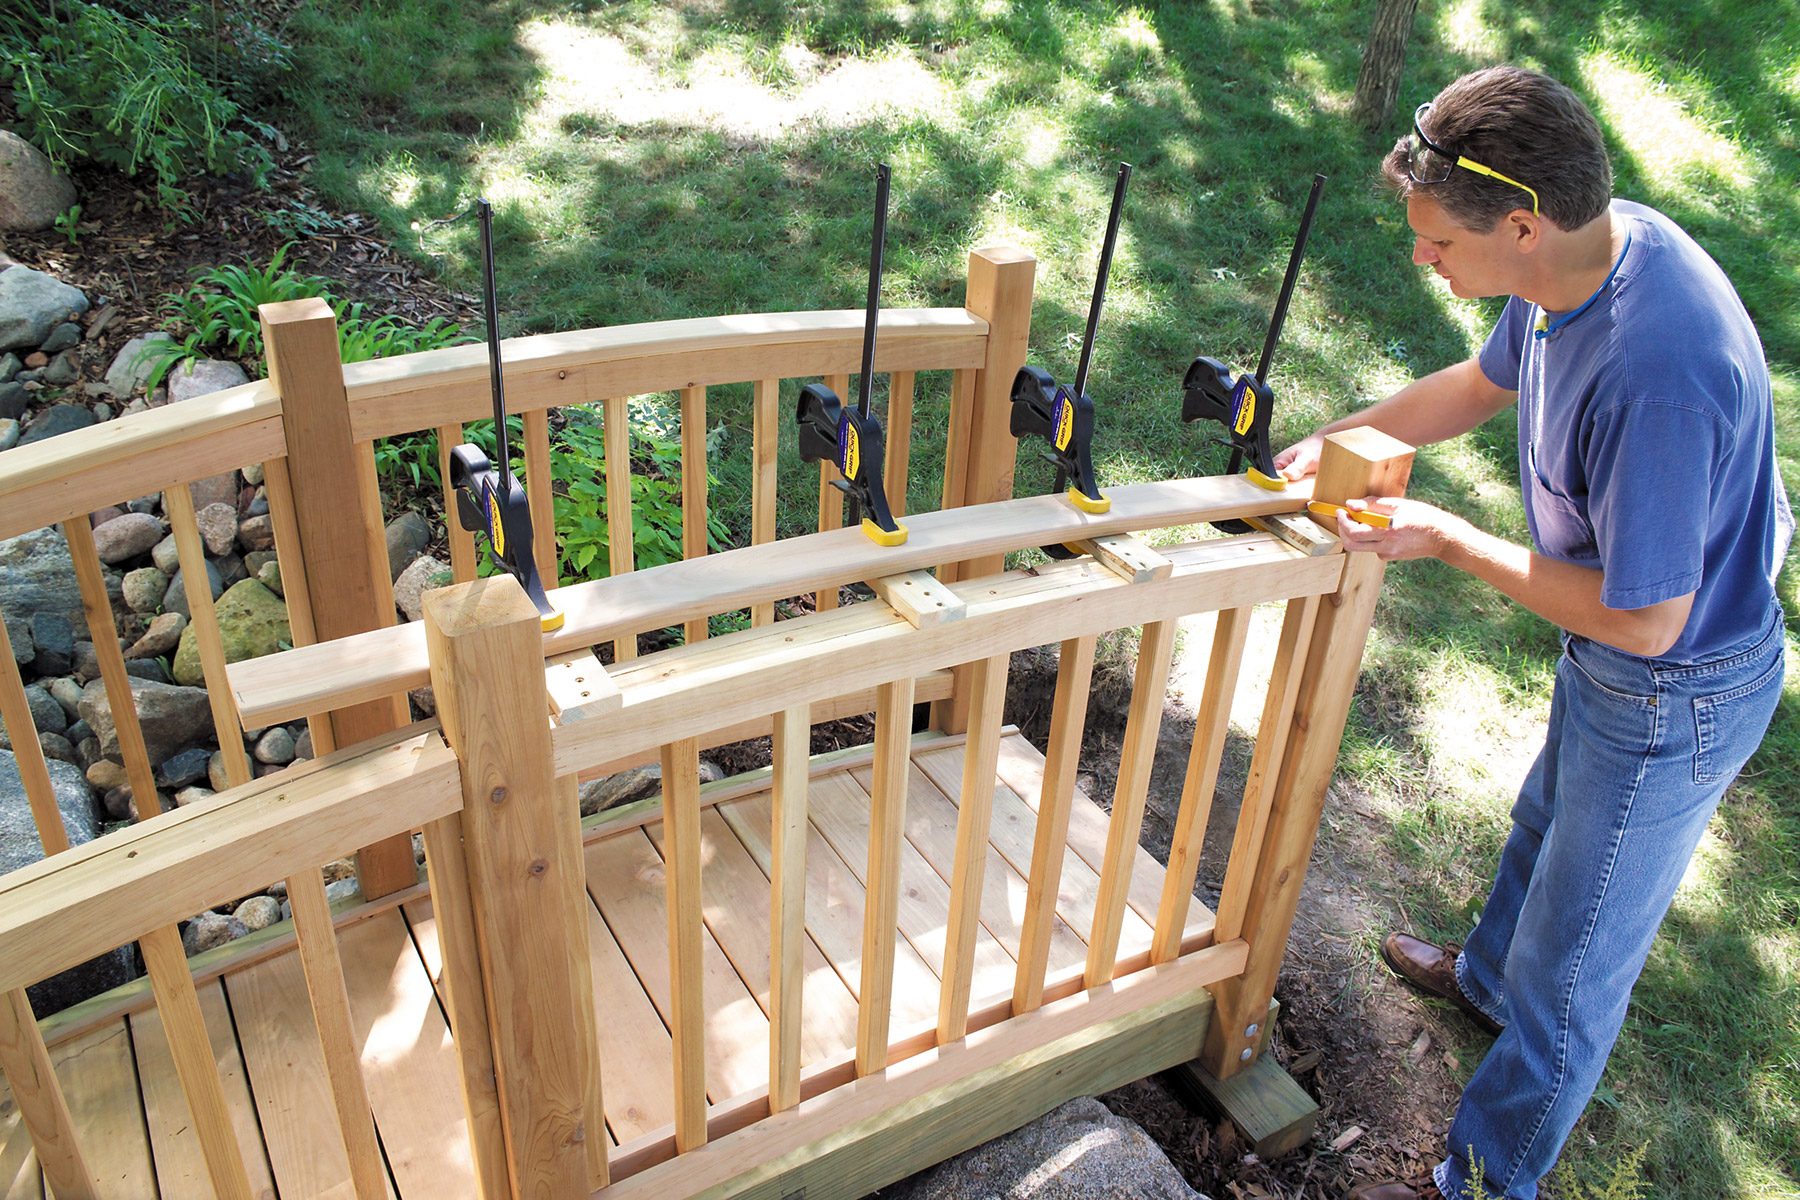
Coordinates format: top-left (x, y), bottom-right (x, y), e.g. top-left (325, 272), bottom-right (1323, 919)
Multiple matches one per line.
top-left (815, 373), bottom-right (849, 613)
top-left (750, 378), bottom-right (779, 628)
top-left (1085, 619), bottom-right (1178, 987)
top-left (262, 454), bottom-right (335, 758)
top-left (1152, 607), bottom-right (1252, 963)
top-left (661, 737), bottom-right (706, 1150)
top-left (884, 371), bottom-right (915, 519)
top-left (858, 677), bottom-right (915, 1075)
top-left (604, 395), bottom-right (637, 662)
top-left (681, 385), bottom-right (709, 645)
top-left (0, 988), bottom-right (95, 1199)
top-left (436, 424), bottom-right (479, 583)
top-left (1012, 635), bottom-right (1096, 1015)
top-left (0, 615), bottom-right (72, 857)
top-left (424, 575), bottom-right (601, 1189)
top-left (768, 706), bottom-right (810, 1111)
top-left (1201, 428), bottom-right (1414, 1078)
top-left (1212, 595), bottom-right (1320, 945)
top-left (938, 653), bottom-right (1009, 1043)
top-left (163, 483), bottom-right (254, 788)
top-left (524, 408), bottom-right (559, 591)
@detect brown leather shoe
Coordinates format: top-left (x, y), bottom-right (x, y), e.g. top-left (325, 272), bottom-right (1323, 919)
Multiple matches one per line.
top-left (1347, 1182), bottom-right (1445, 1200)
top-left (1379, 932), bottom-right (1504, 1036)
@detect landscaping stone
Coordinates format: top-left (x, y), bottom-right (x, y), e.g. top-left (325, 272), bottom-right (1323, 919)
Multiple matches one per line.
top-left (158, 747), bottom-right (212, 791)
top-left (242, 462), bottom-right (264, 486)
top-left (253, 726), bottom-right (295, 765)
top-left (37, 732), bottom-right (75, 765)
top-left (216, 550), bottom-right (247, 586)
top-left (294, 727), bottom-right (313, 760)
top-left (233, 895), bottom-right (281, 932)
top-left (0, 382), bottom-right (25, 420)
top-left (41, 350), bottom-right (77, 386)
top-left (256, 559), bottom-right (283, 596)
top-left (163, 561), bottom-right (223, 618)
top-left (207, 751), bottom-right (229, 791)
top-left (89, 512), bottom-right (163, 564)
top-left (188, 472), bottom-right (239, 512)
top-left (151, 533), bottom-right (181, 574)
top-left (243, 550), bottom-right (277, 576)
top-left (393, 554), bottom-right (451, 623)
top-left (0, 416), bottom-right (17, 449)
top-left (183, 911), bottom-right (248, 956)
top-left (90, 401), bottom-right (112, 421)
top-left (71, 640), bottom-right (98, 681)
top-left (46, 677), bottom-right (83, 717)
top-left (0, 131), bottom-right (77, 232)
top-left (86, 759), bottom-right (127, 792)
top-left (122, 566), bottom-right (170, 614)
top-left (172, 578), bottom-right (289, 685)
top-left (883, 1097), bottom-right (1210, 1200)
top-left (0, 264), bottom-right (88, 351)
top-left (100, 332), bottom-right (171, 398)
top-left (124, 658), bottom-right (171, 684)
top-left (125, 611), bottom-right (187, 659)
top-left (386, 511), bottom-right (431, 581)
top-left (195, 501), bottom-right (239, 556)
top-left (578, 758), bottom-right (726, 817)
top-left (236, 513), bottom-right (274, 552)
top-left (0, 352), bottom-right (20, 380)
top-left (28, 611), bottom-right (73, 676)
top-left (280, 877), bottom-right (360, 921)
top-left (101, 785), bottom-right (135, 821)
top-left (2, 748), bottom-right (136, 1013)
top-left (0, 527), bottom-right (83, 663)
top-left (40, 322), bottom-right (80, 355)
top-left (167, 358), bottom-right (249, 402)
top-left (173, 785), bottom-right (214, 807)
top-left (18, 401), bottom-right (95, 445)
top-left (23, 683), bottom-right (65, 735)
top-left (77, 676), bottom-right (212, 765)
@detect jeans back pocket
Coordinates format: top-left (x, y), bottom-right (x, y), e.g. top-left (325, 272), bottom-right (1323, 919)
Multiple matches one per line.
top-left (1692, 653), bottom-right (1785, 785)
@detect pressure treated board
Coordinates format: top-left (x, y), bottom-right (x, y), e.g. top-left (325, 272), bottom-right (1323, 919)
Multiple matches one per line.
top-left (130, 979), bottom-right (277, 1198)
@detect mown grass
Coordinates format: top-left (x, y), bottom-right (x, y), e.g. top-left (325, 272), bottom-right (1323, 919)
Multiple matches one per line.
top-left (270, 1), bottom-right (1798, 1195)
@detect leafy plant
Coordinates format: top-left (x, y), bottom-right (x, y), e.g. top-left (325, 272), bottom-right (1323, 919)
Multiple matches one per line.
top-left (52, 203), bottom-right (81, 244)
top-left (0, 0), bottom-right (275, 214)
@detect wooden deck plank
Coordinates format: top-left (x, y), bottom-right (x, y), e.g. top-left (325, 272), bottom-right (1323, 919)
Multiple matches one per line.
top-left (851, 762), bottom-right (1089, 979)
top-left (130, 980), bottom-right (276, 1198)
top-left (718, 794), bottom-right (941, 1033)
top-left (989, 736), bottom-right (1213, 942)
top-left (334, 911), bottom-right (475, 1200)
top-left (584, 831), bottom-right (771, 1105)
top-left (805, 773), bottom-right (1017, 1009)
top-left (0, 1070), bottom-right (43, 1200)
top-left (47, 1020), bottom-right (153, 1199)
top-left (644, 812), bottom-right (860, 1070)
top-left (226, 949), bottom-right (384, 1200)
top-left (913, 741), bottom-right (1159, 961)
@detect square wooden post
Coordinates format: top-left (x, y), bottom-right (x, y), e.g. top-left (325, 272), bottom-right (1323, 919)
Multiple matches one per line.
top-left (933, 245), bottom-right (1035, 732)
top-left (1198, 429), bottom-right (1414, 1079)
top-left (424, 575), bottom-right (603, 1194)
top-left (261, 298), bottom-right (417, 898)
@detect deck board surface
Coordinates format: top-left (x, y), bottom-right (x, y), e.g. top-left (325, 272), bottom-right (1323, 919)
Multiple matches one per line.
top-left (16, 733), bottom-right (1219, 1197)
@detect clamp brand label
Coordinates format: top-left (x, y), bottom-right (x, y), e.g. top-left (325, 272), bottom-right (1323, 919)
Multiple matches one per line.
top-left (839, 418), bottom-right (861, 481)
top-left (487, 486), bottom-right (505, 557)
top-left (1232, 379), bottom-right (1255, 437)
top-left (1054, 391), bottom-right (1075, 452)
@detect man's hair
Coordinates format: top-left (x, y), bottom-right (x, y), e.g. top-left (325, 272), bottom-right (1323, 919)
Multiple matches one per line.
top-left (1381, 66), bottom-right (1612, 232)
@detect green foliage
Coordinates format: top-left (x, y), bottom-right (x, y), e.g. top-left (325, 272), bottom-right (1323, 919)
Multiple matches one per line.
top-left (0, 0), bottom-right (275, 214)
top-left (51, 203), bottom-right (81, 245)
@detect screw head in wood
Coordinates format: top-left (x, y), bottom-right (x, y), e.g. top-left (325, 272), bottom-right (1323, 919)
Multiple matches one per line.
top-left (1239, 1048), bottom-right (1254, 1062)
top-left (1245, 1023), bottom-right (1260, 1038)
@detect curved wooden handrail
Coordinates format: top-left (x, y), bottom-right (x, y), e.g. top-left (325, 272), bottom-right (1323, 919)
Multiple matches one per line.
top-left (0, 307), bottom-right (988, 541)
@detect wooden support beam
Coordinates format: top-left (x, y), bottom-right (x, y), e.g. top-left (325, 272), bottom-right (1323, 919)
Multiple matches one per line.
top-left (545, 649), bottom-right (620, 719)
top-left (1200, 429), bottom-right (1414, 1079)
top-left (1172, 1041), bottom-right (1317, 1158)
top-left (869, 570), bottom-right (964, 628)
top-left (1246, 512), bottom-right (1339, 557)
top-left (1074, 533), bottom-right (1173, 583)
top-left (261, 297), bottom-right (415, 898)
top-left (423, 575), bottom-right (602, 1191)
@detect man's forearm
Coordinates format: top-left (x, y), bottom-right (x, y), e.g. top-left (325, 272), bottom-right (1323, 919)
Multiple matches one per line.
top-left (1324, 358), bottom-right (1516, 448)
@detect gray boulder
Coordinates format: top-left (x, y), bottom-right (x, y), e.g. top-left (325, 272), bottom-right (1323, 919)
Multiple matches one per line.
top-left (101, 333), bottom-right (171, 398)
top-left (194, 502), bottom-right (238, 557)
top-left (0, 264), bottom-right (88, 352)
top-left (29, 611), bottom-right (73, 676)
top-left (393, 554), bottom-right (451, 623)
top-left (0, 527), bottom-right (83, 665)
top-left (0, 131), bottom-right (77, 232)
top-left (385, 511), bottom-right (431, 581)
top-left (0, 382), bottom-right (25, 421)
top-left (182, 911), bottom-right (248, 956)
top-left (18, 402), bottom-right (95, 446)
top-left (162, 561), bottom-right (223, 618)
top-left (1, 748), bottom-right (136, 1013)
top-left (121, 566), bottom-right (169, 614)
top-left (124, 611), bottom-right (186, 660)
top-left (40, 323), bottom-right (80, 355)
top-left (883, 1097), bottom-right (1208, 1200)
top-left (578, 758), bottom-right (725, 817)
top-left (0, 416), bottom-right (18, 450)
top-left (23, 683), bottom-right (65, 735)
top-left (76, 676), bottom-right (213, 765)
top-left (167, 358), bottom-right (249, 402)
top-left (90, 512), bottom-right (164, 564)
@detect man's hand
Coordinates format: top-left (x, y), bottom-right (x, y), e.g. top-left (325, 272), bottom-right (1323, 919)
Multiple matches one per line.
top-left (1332, 497), bottom-right (1469, 561)
top-left (1274, 434), bottom-right (1325, 482)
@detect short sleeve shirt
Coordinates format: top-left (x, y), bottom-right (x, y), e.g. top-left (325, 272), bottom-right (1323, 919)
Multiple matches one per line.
top-left (1477, 200), bottom-right (1788, 662)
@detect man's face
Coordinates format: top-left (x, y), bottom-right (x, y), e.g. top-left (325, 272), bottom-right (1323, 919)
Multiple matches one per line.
top-left (1406, 192), bottom-right (1519, 299)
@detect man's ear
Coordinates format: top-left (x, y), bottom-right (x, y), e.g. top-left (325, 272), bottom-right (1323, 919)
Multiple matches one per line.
top-left (1507, 209), bottom-right (1543, 253)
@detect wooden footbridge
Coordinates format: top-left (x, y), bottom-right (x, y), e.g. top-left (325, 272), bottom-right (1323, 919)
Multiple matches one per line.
top-left (0, 247), bottom-right (1411, 1198)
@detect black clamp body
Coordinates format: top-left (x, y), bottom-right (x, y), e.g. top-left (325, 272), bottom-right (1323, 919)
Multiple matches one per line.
top-left (1010, 365), bottom-right (1107, 513)
top-left (1180, 356), bottom-right (1279, 484)
top-left (449, 444), bottom-right (561, 625)
top-left (796, 382), bottom-right (906, 545)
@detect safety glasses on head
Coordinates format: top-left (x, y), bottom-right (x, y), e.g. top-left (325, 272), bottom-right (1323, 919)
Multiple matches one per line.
top-left (1409, 102), bottom-right (1540, 216)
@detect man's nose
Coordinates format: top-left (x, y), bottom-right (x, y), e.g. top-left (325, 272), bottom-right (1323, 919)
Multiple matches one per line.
top-left (1412, 238), bottom-right (1437, 266)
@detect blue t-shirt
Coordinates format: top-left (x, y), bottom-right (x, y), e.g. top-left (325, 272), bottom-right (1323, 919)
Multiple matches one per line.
top-left (1477, 200), bottom-right (1790, 662)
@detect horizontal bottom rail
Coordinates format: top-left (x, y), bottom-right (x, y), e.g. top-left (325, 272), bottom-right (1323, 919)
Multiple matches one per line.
top-left (603, 939), bottom-right (1246, 1196)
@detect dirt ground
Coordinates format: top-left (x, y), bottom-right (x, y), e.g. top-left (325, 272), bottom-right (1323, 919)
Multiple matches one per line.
top-left (5, 152), bottom-right (1483, 1200)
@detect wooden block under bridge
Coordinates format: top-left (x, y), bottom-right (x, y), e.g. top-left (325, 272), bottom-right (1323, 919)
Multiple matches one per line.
top-left (1169, 1005), bottom-right (1319, 1159)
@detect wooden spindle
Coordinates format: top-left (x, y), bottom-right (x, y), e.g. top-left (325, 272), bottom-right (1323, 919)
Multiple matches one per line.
top-left (436, 424), bottom-right (479, 583)
top-left (815, 373), bottom-right (849, 613)
top-left (768, 705), bottom-right (810, 1111)
top-left (163, 482), bottom-right (254, 787)
top-left (604, 395), bottom-right (637, 662)
top-left (1213, 595), bottom-right (1320, 944)
top-left (857, 677), bottom-right (915, 1075)
top-left (884, 371), bottom-right (915, 519)
top-left (524, 408), bottom-right (559, 591)
top-left (1084, 619), bottom-right (1178, 987)
top-left (0, 987), bottom-right (94, 1199)
top-left (0, 616), bottom-right (72, 856)
top-left (681, 385), bottom-right (709, 645)
top-left (1152, 607), bottom-right (1251, 963)
top-left (261, 454), bottom-right (335, 758)
top-left (751, 378), bottom-right (779, 628)
top-left (1012, 635), bottom-right (1096, 1014)
top-left (661, 737), bottom-right (706, 1150)
top-left (938, 653), bottom-right (1009, 1043)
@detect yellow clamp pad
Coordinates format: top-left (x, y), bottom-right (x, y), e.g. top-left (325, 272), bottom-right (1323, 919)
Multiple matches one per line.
top-left (1245, 467), bottom-right (1288, 492)
top-left (1307, 500), bottom-right (1392, 528)
top-left (1066, 487), bottom-right (1111, 514)
top-left (861, 518), bottom-right (909, 547)
top-left (540, 608), bottom-right (567, 633)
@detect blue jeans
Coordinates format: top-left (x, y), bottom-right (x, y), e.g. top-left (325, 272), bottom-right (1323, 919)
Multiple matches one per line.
top-left (1435, 607), bottom-right (1786, 1200)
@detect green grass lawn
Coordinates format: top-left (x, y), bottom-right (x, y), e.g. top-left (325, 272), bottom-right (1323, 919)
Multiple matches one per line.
top-left (270, 1), bottom-right (1798, 1194)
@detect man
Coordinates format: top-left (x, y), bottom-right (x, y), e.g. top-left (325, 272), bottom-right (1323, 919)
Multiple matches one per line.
top-left (1276, 66), bottom-right (1790, 1199)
